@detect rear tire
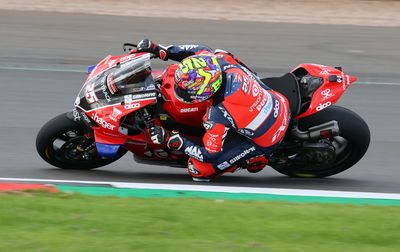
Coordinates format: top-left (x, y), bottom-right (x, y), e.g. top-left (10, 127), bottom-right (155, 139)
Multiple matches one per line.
top-left (36, 112), bottom-right (127, 169)
top-left (272, 105), bottom-right (370, 177)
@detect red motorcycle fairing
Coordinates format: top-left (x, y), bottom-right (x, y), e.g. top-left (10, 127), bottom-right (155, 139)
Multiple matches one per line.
top-left (292, 63), bottom-right (357, 119)
top-left (74, 53), bottom-right (161, 156)
top-left (74, 52), bottom-right (207, 160)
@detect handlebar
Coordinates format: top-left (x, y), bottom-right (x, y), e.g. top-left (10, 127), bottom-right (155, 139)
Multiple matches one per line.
top-left (123, 43), bottom-right (157, 59)
top-left (123, 43), bottom-right (137, 52)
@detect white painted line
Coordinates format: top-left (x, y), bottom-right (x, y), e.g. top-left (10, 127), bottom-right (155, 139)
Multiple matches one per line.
top-left (111, 182), bottom-right (400, 200)
top-left (1, 177), bottom-right (400, 200)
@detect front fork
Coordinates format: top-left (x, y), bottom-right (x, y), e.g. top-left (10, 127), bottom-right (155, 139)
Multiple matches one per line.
top-left (66, 109), bottom-right (96, 156)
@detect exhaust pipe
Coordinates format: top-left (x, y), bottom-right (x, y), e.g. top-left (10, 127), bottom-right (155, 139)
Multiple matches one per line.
top-left (291, 120), bottom-right (339, 140)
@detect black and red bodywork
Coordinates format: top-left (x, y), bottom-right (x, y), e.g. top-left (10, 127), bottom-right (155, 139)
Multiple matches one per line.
top-left (73, 52), bottom-right (357, 164)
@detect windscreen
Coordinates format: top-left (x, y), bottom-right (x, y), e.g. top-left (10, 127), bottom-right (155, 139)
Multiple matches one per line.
top-left (75, 54), bottom-right (156, 111)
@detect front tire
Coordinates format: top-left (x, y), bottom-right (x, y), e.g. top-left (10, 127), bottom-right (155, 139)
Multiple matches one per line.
top-left (36, 112), bottom-right (127, 169)
top-left (272, 105), bottom-right (370, 177)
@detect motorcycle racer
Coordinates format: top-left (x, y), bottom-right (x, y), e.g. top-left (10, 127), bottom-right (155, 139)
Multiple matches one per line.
top-left (136, 39), bottom-right (291, 182)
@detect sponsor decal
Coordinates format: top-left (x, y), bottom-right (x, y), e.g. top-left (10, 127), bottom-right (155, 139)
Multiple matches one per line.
top-left (188, 161), bottom-right (200, 175)
top-left (320, 69), bottom-right (334, 75)
top-left (249, 89), bottom-right (263, 112)
top-left (203, 121), bottom-right (215, 130)
top-left (91, 113), bottom-right (116, 130)
top-left (217, 161), bottom-right (230, 170)
top-left (271, 92), bottom-right (289, 143)
top-left (184, 146), bottom-right (204, 162)
top-left (218, 106), bottom-right (236, 128)
top-left (102, 131), bottom-right (122, 137)
top-left (178, 45), bottom-right (199, 50)
top-left (107, 74), bottom-right (118, 94)
top-left (316, 101), bottom-right (332, 111)
top-left (233, 73), bottom-right (243, 84)
top-left (124, 92), bottom-right (156, 103)
top-left (273, 99), bottom-right (280, 118)
top-left (241, 77), bottom-right (250, 94)
top-left (180, 107), bottom-right (199, 113)
top-left (238, 128), bottom-right (255, 137)
top-left (72, 108), bottom-right (81, 121)
top-left (242, 76), bottom-right (251, 94)
top-left (118, 54), bottom-right (136, 62)
top-left (252, 84), bottom-right (260, 97)
top-left (124, 103), bottom-right (141, 110)
top-left (84, 83), bottom-right (98, 104)
top-left (272, 125), bottom-right (287, 143)
top-left (257, 91), bottom-right (270, 112)
top-left (229, 146), bottom-right (256, 164)
top-left (321, 89), bottom-right (334, 101)
top-left (222, 64), bottom-right (235, 71)
top-left (250, 89), bottom-right (271, 113)
top-left (145, 84), bottom-right (156, 90)
top-left (101, 83), bottom-right (112, 102)
top-left (109, 107), bottom-right (122, 122)
top-left (207, 134), bottom-right (217, 142)
top-left (249, 88), bottom-right (272, 113)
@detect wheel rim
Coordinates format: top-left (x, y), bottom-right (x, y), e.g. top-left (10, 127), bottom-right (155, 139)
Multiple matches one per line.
top-left (46, 129), bottom-right (110, 165)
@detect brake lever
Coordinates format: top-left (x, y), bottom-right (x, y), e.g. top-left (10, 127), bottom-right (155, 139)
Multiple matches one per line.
top-left (123, 43), bottom-right (137, 52)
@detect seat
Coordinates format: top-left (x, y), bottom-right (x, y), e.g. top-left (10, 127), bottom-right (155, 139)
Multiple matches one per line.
top-left (261, 73), bottom-right (301, 117)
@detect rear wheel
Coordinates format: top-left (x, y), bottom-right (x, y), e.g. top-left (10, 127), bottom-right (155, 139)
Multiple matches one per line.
top-left (271, 105), bottom-right (370, 177)
top-left (36, 112), bottom-right (127, 169)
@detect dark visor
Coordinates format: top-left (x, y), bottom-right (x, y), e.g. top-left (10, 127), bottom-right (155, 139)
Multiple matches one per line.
top-left (174, 84), bottom-right (196, 104)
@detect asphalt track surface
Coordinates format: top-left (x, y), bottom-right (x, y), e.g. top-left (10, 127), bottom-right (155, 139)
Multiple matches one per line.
top-left (1, 10), bottom-right (399, 193)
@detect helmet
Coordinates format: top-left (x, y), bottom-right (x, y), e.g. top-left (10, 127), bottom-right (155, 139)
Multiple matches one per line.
top-left (174, 54), bottom-right (222, 104)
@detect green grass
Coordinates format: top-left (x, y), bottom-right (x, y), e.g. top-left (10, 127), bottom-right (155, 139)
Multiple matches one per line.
top-left (0, 191), bottom-right (399, 252)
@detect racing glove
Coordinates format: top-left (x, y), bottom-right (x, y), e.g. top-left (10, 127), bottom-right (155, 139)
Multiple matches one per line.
top-left (149, 126), bottom-right (183, 150)
top-left (136, 39), bottom-right (168, 60)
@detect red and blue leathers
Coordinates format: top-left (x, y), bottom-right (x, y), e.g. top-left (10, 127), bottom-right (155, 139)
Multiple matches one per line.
top-left (161, 44), bottom-right (291, 179)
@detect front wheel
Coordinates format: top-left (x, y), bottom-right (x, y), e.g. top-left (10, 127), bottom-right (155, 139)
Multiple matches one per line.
top-left (36, 112), bottom-right (127, 169)
top-left (271, 105), bottom-right (370, 178)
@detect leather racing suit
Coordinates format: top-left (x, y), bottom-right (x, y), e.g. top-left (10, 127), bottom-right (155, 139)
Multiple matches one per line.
top-left (158, 44), bottom-right (291, 180)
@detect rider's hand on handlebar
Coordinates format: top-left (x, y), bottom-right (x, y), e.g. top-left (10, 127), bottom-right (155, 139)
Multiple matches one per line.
top-left (136, 39), bottom-right (168, 60)
top-left (149, 125), bottom-right (169, 145)
top-left (149, 126), bottom-right (183, 150)
top-left (137, 39), bottom-right (157, 52)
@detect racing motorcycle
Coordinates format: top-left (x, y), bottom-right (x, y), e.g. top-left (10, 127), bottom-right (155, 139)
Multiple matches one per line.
top-left (36, 43), bottom-right (370, 178)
